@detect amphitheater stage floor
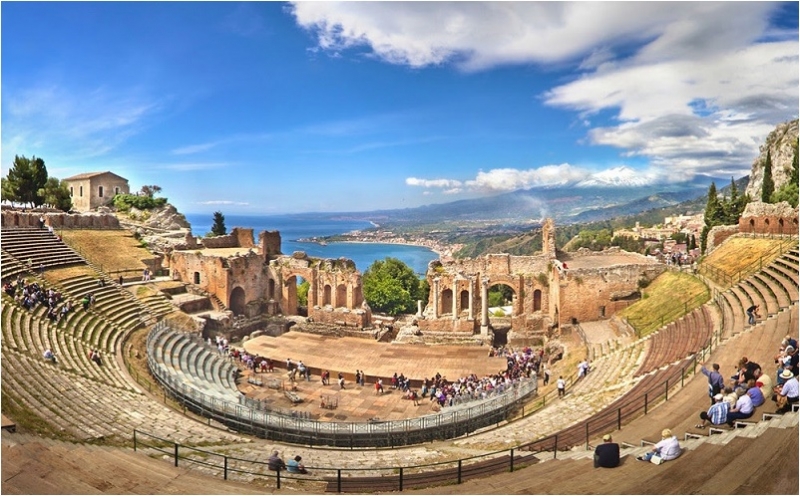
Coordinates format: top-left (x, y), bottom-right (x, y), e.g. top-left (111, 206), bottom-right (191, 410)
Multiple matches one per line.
top-left (240, 331), bottom-right (512, 422)
top-left (243, 331), bottom-right (508, 382)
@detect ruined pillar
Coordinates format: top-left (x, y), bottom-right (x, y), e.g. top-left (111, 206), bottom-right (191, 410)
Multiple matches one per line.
top-left (452, 279), bottom-right (458, 321)
top-left (468, 276), bottom-right (474, 320)
top-left (433, 277), bottom-right (440, 319)
top-left (481, 277), bottom-right (489, 335)
top-left (416, 300), bottom-right (423, 318)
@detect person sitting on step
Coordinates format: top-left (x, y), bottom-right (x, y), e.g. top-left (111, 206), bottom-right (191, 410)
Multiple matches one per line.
top-left (638, 429), bottom-right (681, 463)
top-left (696, 393), bottom-right (729, 429)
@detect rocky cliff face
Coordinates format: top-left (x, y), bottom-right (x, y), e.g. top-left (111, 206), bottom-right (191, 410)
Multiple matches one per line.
top-left (745, 119), bottom-right (799, 199)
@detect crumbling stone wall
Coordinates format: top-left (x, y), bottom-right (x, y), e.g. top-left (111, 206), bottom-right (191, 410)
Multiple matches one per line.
top-left (739, 201), bottom-right (799, 236)
top-left (171, 236), bottom-right (371, 327)
top-left (200, 227), bottom-right (256, 249)
top-left (259, 231), bottom-right (282, 259)
top-left (1, 211), bottom-right (120, 228)
top-left (558, 264), bottom-right (665, 325)
top-left (706, 225), bottom-right (740, 254)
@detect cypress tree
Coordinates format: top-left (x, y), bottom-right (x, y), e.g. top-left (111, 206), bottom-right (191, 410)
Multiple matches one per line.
top-left (211, 211), bottom-right (227, 236)
top-left (761, 149), bottom-right (774, 202)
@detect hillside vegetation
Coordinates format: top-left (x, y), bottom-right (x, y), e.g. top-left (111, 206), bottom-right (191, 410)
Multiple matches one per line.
top-left (618, 271), bottom-right (709, 337)
top-left (699, 237), bottom-right (793, 285)
top-left (59, 229), bottom-right (153, 273)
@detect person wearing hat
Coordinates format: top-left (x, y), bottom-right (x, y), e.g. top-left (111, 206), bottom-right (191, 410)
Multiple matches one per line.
top-left (773, 368), bottom-right (799, 413)
top-left (725, 386), bottom-right (754, 426)
top-left (593, 434), bottom-right (620, 468)
top-left (696, 393), bottom-right (729, 429)
top-left (785, 346), bottom-right (798, 377)
top-left (638, 428), bottom-right (681, 462)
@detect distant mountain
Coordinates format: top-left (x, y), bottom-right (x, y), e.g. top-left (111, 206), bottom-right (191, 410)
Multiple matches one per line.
top-left (361, 182), bottom-right (717, 228)
top-left (567, 189), bottom-right (707, 223)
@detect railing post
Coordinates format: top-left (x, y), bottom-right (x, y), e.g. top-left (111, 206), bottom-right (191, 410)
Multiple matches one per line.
top-left (665, 380), bottom-right (669, 401)
top-left (457, 459), bottom-right (462, 484)
top-left (645, 393), bottom-right (648, 415)
top-left (399, 467), bottom-right (403, 492)
top-left (337, 469), bottom-right (342, 493)
top-left (554, 434), bottom-right (558, 459)
top-left (174, 442), bottom-right (179, 467)
top-left (276, 468), bottom-right (281, 489)
top-left (681, 367), bottom-right (685, 388)
top-left (133, 429), bottom-right (137, 451)
top-left (224, 456), bottom-right (228, 480)
top-left (585, 421), bottom-right (590, 449)
top-left (617, 408), bottom-right (622, 430)
top-left (510, 448), bottom-right (515, 472)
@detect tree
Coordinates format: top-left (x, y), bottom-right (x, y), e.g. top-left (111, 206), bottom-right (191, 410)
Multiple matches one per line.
top-left (700, 182), bottom-right (720, 254)
top-left (139, 185), bottom-right (162, 198)
top-left (688, 234), bottom-right (697, 251)
top-left (297, 280), bottom-right (310, 307)
top-left (39, 177), bottom-right (72, 212)
top-left (211, 211), bottom-right (227, 236)
top-left (761, 149), bottom-right (774, 202)
top-left (362, 258), bottom-right (426, 315)
top-left (771, 140), bottom-right (799, 208)
top-left (5, 155), bottom-right (48, 207)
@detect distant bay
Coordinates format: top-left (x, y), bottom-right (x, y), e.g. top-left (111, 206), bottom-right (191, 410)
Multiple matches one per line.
top-left (184, 213), bottom-right (438, 275)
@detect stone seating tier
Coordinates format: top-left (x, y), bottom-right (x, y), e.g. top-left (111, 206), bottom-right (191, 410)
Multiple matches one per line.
top-left (742, 276), bottom-right (779, 316)
top-left (149, 329), bottom-right (239, 403)
top-left (1, 347), bottom-right (246, 445)
top-left (752, 272), bottom-right (792, 309)
top-left (0, 228), bottom-right (85, 269)
top-left (761, 266), bottom-right (799, 302)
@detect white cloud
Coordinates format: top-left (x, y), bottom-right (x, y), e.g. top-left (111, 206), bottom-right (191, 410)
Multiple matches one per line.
top-left (466, 164), bottom-right (589, 191)
top-left (291, 2), bottom-right (797, 180)
top-left (406, 163), bottom-right (672, 194)
top-left (289, 3), bottom-right (773, 70)
top-left (406, 177), bottom-right (463, 189)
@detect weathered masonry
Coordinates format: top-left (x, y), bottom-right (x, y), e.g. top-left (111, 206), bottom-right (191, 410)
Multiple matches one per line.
top-left (418, 219), bottom-right (665, 340)
top-left (168, 228), bottom-right (370, 327)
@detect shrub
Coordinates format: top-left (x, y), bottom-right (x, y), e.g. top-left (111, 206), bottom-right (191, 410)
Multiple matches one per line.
top-left (114, 194), bottom-right (167, 211)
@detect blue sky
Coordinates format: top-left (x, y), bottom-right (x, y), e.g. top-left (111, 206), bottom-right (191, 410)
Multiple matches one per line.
top-left (2, 2), bottom-right (798, 215)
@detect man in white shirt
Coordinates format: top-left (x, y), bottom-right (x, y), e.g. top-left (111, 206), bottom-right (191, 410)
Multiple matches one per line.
top-left (725, 387), bottom-right (754, 425)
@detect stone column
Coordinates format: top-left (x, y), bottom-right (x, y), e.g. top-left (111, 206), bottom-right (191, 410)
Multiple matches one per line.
top-left (417, 300), bottom-right (423, 317)
top-left (433, 277), bottom-right (440, 319)
top-left (468, 276), bottom-right (474, 320)
top-left (481, 277), bottom-right (490, 335)
top-left (452, 279), bottom-right (458, 321)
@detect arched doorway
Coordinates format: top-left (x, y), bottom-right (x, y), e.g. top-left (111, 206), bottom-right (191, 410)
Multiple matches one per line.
top-left (336, 284), bottom-right (347, 308)
top-left (230, 287), bottom-right (246, 316)
top-left (488, 283), bottom-right (515, 347)
top-left (323, 285), bottom-right (332, 306)
top-left (441, 289), bottom-right (453, 315)
top-left (460, 290), bottom-right (469, 315)
top-left (533, 289), bottom-right (542, 312)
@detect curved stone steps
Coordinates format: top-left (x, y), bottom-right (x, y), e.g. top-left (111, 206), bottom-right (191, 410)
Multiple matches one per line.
top-left (753, 272), bottom-right (792, 310)
top-left (743, 276), bottom-right (780, 316)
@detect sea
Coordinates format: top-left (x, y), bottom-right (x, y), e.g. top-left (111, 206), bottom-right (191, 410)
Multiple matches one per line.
top-left (184, 213), bottom-right (438, 276)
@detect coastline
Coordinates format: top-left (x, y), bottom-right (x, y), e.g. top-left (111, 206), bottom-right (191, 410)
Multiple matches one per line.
top-left (337, 239), bottom-right (450, 258)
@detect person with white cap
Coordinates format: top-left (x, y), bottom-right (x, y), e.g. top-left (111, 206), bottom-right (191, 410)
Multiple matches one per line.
top-left (593, 433), bottom-right (620, 468)
top-left (773, 368), bottom-right (799, 413)
top-left (725, 386), bottom-right (754, 426)
top-left (696, 393), bottom-right (729, 429)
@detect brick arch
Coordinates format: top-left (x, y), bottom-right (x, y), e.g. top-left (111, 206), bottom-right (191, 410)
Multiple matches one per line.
top-left (336, 284), bottom-right (347, 308)
top-left (229, 286), bottom-right (246, 316)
